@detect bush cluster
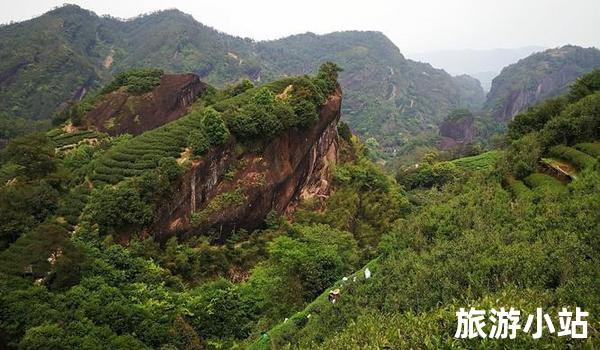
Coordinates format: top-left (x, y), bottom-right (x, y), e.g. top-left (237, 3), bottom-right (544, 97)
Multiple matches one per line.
top-left (100, 68), bottom-right (164, 95)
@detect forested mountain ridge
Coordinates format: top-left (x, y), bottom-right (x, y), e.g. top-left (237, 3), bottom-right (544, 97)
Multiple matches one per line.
top-left (484, 45), bottom-right (600, 122)
top-left (0, 4), bottom-right (483, 153)
top-left (409, 46), bottom-right (546, 91)
top-left (0, 6), bottom-right (112, 121)
top-left (0, 5), bottom-right (260, 121)
top-left (256, 30), bottom-right (485, 151)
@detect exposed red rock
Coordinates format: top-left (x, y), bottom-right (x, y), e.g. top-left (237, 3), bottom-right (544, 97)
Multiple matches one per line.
top-left (85, 74), bottom-right (207, 136)
top-left (152, 89), bottom-right (342, 242)
top-left (438, 113), bottom-right (474, 149)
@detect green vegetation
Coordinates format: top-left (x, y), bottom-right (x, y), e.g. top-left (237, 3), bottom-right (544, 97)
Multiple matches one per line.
top-left (89, 109), bottom-right (204, 185)
top-left (549, 145), bottom-right (597, 170)
top-left (1, 18), bottom-right (600, 349)
top-left (450, 150), bottom-right (501, 171)
top-left (191, 187), bottom-right (246, 227)
top-left (0, 114), bottom-right (50, 141)
top-left (506, 177), bottom-right (533, 199)
top-left (574, 142), bottom-right (600, 158)
top-left (0, 133), bottom-right (64, 249)
top-left (0, 125), bottom-right (411, 348)
top-left (397, 161), bottom-right (460, 190)
top-left (187, 107), bottom-right (229, 156)
top-left (396, 150), bottom-right (500, 190)
top-left (0, 5), bottom-right (108, 121)
top-left (87, 65), bottom-right (337, 186)
top-left (249, 69), bottom-right (600, 349)
top-left (0, 5), bottom-right (484, 162)
top-left (485, 46), bottom-right (600, 121)
top-left (256, 165), bottom-right (600, 348)
top-left (257, 31), bottom-right (484, 155)
top-left (50, 129), bottom-right (106, 149)
top-left (218, 68), bottom-right (337, 141)
top-left (0, 67), bottom-right (355, 348)
top-left (523, 173), bottom-right (565, 192)
top-left (100, 68), bottom-right (164, 95)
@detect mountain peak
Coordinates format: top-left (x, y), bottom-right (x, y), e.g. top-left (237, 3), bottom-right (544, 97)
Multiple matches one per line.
top-left (45, 4), bottom-right (95, 18)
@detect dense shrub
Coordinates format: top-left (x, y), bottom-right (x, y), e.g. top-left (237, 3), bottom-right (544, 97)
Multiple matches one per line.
top-left (398, 161), bottom-right (460, 190)
top-left (498, 133), bottom-right (543, 179)
top-left (450, 150), bottom-right (500, 171)
top-left (225, 79), bottom-right (254, 97)
top-left (291, 99), bottom-right (318, 128)
top-left (523, 172), bottom-right (564, 189)
top-left (337, 121), bottom-right (352, 142)
top-left (201, 107), bottom-right (230, 146)
top-left (187, 129), bottom-right (209, 156)
top-left (258, 166), bottom-right (600, 348)
top-left (540, 92), bottom-right (600, 148)
top-left (315, 61), bottom-right (342, 95)
top-left (2, 132), bottom-right (57, 180)
top-left (507, 178), bottom-right (533, 199)
top-left (228, 87), bottom-right (288, 139)
top-left (84, 182), bottom-right (153, 235)
top-left (574, 142), bottom-right (600, 158)
top-left (218, 64), bottom-right (336, 141)
top-left (100, 68), bottom-right (164, 95)
top-left (549, 145), bottom-right (597, 169)
top-left (508, 97), bottom-right (566, 141)
top-left (567, 68), bottom-right (600, 102)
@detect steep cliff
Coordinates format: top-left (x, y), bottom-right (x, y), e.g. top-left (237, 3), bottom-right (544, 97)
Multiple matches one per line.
top-left (152, 89), bottom-right (341, 241)
top-left (85, 74), bottom-right (207, 136)
top-left (484, 45), bottom-right (600, 122)
top-left (70, 67), bottom-right (343, 244)
top-left (438, 109), bottom-right (474, 149)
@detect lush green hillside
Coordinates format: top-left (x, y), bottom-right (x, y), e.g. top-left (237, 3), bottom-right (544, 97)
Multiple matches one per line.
top-left (0, 67), bottom-right (414, 348)
top-left (0, 5), bottom-right (483, 154)
top-left (251, 70), bottom-right (600, 349)
top-left (2, 6), bottom-right (599, 350)
top-left (0, 6), bottom-right (113, 120)
top-left (484, 45), bottom-right (600, 122)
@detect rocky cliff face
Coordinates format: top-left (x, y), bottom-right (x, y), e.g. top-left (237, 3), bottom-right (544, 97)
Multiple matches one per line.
top-left (493, 65), bottom-right (584, 121)
top-left (85, 74), bottom-right (207, 135)
top-left (151, 89), bottom-right (341, 241)
top-left (438, 112), bottom-right (474, 149)
top-left (485, 46), bottom-right (600, 122)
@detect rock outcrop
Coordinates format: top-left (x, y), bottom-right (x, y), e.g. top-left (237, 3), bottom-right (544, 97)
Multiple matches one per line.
top-left (484, 46), bottom-right (600, 122)
top-left (492, 65), bottom-right (583, 121)
top-left (438, 111), bottom-right (474, 149)
top-left (85, 74), bottom-right (207, 135)
top-left (151, 89), bottom-right (342, 241)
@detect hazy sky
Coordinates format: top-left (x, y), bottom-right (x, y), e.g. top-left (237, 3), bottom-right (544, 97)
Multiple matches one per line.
top-left (1, 0), bottom-right (599, 53)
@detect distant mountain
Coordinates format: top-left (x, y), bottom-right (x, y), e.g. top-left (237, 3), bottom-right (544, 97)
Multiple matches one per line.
top-left (484, 45), bottom-right (600, 121)
top-left (0, 5), bottom-right (483, 151)
top-left (408, 46), bottom-right (546, 91)
top-left (0, 6), bottom-right (263, 121)
top-left (256, 31), bottom-right (485, 150)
